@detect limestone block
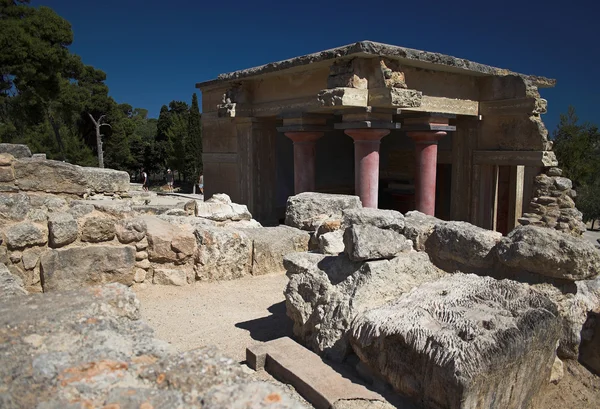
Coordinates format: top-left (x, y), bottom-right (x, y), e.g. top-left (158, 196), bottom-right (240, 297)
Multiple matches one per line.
top-left (369, 87), bottom-right (422, 108)
top-left (133, 268), bottom-right (147, 283)
top-left (22, 248), bottom-right (42, 271)
top-left (285, 192), bottom-right (362, 231)
top-left (40, 246), bottom-right (136, 291)
top-left (317, 87), bottom-right (368, 107)
top-left (427, 221), bottom-right (503, 272)
top-left (342, 208), bottom-right (404, 232)
top-left (344, 225), bottom-right (412, 261)
top-left (0, 192), bottom-right (30, 222)
top-left (0, 166), bottom-right (14, 182)
top-left (284, 251), bottom-right (445, 361)
top-left (0, 143), bottom-right (31, 158)
top-left (195, 226), bottom-right (252, 281)
top-left (349, 274), bottom-right (560, 409)
top-left (115, 217), bottom-right (147, 244)
top-left (196, 201), bottom-right (252, 222)
top-left (81, 217), bottom-right (116, 243)
top-left (152, 267), bottom-right (187, 286)
top-left (14, 158), bottom-right (88, 194)
top-left (135, 251), bottom-right (148, 261)
top-left (319, 230), bottom-right (345, 255)
top-left (0, 153), bottom-right (15, 166)
top-left (144, 217), bottom-right (195, 263)
top-left (0, 262), bottom-right (27, 299)
top-left (402, 210), bottom-right (443, 251)
top-left (136, 259), bottom-right (151, 270)
top-left (81, 166), bottom-right (130, 193)
top-left (238, 226), bottom-right (310, 276)
top-left (68, 203), bottom-right (94, 219)
top-left (48, 212), bottom-right (78, 248)
top-left (4, 222), bottom-right (47, 249)
top-left (496, 226), bottom-right (600, 281)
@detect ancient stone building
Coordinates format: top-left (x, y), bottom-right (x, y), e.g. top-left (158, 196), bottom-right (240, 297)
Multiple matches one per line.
top-left (196, 41), bottom-right (559, 234)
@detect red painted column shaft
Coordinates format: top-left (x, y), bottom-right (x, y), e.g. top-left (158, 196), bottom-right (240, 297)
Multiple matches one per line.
top-left (284, 132), bottom-right (323, 194)
top-left (408, 131), bottom-right (446, 216)
top-left (344, 129), bottom-right (390, 208)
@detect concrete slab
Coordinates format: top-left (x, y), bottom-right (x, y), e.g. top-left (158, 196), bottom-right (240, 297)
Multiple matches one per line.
top-left (247, 337), bottom-right (390, 409)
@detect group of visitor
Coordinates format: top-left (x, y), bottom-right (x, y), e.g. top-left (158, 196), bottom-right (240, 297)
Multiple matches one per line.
top-left (138, 169), bottom-right (203, 195)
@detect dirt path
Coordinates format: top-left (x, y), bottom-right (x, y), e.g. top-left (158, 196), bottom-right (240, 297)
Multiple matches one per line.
top-left (134, 273), bottom-right (600, 409)
top-left (134, 273), bottom-right (292, 362)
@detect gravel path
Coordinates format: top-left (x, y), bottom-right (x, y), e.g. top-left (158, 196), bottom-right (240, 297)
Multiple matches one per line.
top-left (134, 273), bottom-right (293, 362)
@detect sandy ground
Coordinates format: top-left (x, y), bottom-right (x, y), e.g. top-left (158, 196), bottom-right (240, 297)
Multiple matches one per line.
top-left (135, 272), bottom-right (600, 409)
top-left (135, 273), bottom-right (292, 362)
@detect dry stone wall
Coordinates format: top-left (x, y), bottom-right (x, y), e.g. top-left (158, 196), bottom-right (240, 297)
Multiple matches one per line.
top-left (518, 167), bottom-right (586, 236)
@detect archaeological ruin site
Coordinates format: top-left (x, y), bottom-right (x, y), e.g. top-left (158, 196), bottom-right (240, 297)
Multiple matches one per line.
top-left (1, 41), bottom-right (599, 409)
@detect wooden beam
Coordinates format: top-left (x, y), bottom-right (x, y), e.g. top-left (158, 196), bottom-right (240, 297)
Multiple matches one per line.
top-left (473, 150), bottom-right (557, 167)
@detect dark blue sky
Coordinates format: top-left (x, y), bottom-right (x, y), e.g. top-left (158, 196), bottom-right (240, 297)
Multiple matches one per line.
top-left (36, 0), bottom-right (599, 132)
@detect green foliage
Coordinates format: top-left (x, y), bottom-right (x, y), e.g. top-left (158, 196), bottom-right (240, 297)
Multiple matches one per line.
top-left (553, 106), bottom-right (600, 225)
top-left (186, 93), bottom-right (203, 179)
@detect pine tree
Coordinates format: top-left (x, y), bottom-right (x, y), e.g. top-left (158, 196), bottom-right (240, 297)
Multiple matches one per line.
top-left (186, 93), bottom-right (203, 181)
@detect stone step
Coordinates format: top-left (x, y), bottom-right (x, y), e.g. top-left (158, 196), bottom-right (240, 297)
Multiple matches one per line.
top-left (246, 337), bottom-right (398, 409)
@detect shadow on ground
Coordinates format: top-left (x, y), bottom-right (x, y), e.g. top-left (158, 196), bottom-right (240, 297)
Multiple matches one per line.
top-left (235, 301), bottom-right (294, 342)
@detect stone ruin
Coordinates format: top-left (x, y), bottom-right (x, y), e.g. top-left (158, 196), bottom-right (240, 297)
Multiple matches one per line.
top-left (282, 192), bottom-right (600, 409)
top-left (518, 166), bottom-right (586, 236)
top-left (1, 142), bottom-right (599, 408)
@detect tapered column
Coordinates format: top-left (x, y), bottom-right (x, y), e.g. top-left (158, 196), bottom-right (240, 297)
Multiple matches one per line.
top-left (408, 131), bottom-right (446, 215)
top-left (344, 129), bottom-right (390, 208)
top-left (403, 113), bottom-right (456, 216)
top-left (284, 132), bottom-right (323, 194)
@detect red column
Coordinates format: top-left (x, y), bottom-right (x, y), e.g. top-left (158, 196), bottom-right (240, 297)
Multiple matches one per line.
top-left (344, 129), bottom-right (390, 208)
top-left (407, 131), bottom-right (446, 216)
top-left (284, 132), bottom-right (323, 194)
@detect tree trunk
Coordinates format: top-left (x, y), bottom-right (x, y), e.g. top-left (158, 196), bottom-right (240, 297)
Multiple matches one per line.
top-left (88, 113), bottom-right (105, 168)
top-left (47, 114), bottom-right (66, 161)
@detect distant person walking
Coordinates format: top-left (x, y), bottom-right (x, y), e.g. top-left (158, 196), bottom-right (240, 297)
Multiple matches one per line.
top-left (166, 169), bottom-right (174, 193)
top-left (198, 172), bottom-right (204, 195)
top-left (142, 169), bottom-right (149, 192)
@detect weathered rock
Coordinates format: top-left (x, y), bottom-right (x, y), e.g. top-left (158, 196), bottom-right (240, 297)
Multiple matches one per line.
top-left (4, 222), bottom-right (47, 249)
top-left (319, 230), bottom-right (345, 255)
top-left (201, 382), bottom-right (306, 409)
top-left (550, 357), bottom-right (564, 384)
top-left (196, 201), bottom-right (252, 221)
top-left (40, 245), bottom-right (136, 291)
top-left (0, 152), bottom-right (15, 166)
top-left (68, 203), bottom-right (94, 219)
top-left (554, 177), bottom-right (572, 191)
top-left (496, 225), bottom-right (600, 281)
top-left (0, 166), bottom-right (14, 182)
top-left (42, 196), bottom-right (67, 212)
top-left (81, 166), bottom-right (130, 193)
top-left (115, 217), bottom-right (147, 243)
top-left (0, 262), bottom-right (27, 299)
top-left (135, 239), bottom-right (148, 251)
top-left (152, 267), bottom-right (188, 286)
top-left (0, 282), bottom-right (254, 408)
top-left (145, 216), bottom-right (196, 263)
top-left (342, 208), bottom-right (404, 232)
top-left (547, 167), bottom-right (562, 177)
top-left (135, 251), bottom-right (148, 261)
top-left (580, 308), bottom-right (600, 375)
top-left (285, 192), bottom-right (362, 231)
top-left (0, 192), bottom-right (30, 221)
top-left (206, 193), bottom-right (233, 204)
top-left (89, 200), bottom-right (134, 217)
top-left (349, 273), bottom-right (560, 409)
top-left (47, 212), bottom-right (78, 247)
top-left (0, 143), bottom-right (31, 158)
top-left (533, 276), bottom-right (600, 359)
top-left (403, 210), bottom-right (442, 251)
top-left (239, 226), bottom-right (310, 276)
top-left (344, 225), bottom-right (412, 261)
top-left (13, 159), bottom-right (88, 194)
top-left (21, 248), bottom-right (41, 270)
top-left (427, 221), bottom-right (502, 272)
top-left (284, 251), bottom-right (445, 361)
top-left (195, 226), bottom-right (252, 281)
top-left (81, 217), bottom-right (116, 242)
top-left (165, 208), bottom-right (188, 216)
top-left (136, 259), bottom-right (151, 269)
top-left (133, 268), bottom-right (147, 283)
top-left (9, 251), bottom-right (21, 264)
top-left (220, 219), bottom-right (263, 229)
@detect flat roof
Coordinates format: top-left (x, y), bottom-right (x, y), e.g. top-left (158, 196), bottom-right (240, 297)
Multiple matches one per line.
top-left (196, 41), bottom-right (556, 89)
